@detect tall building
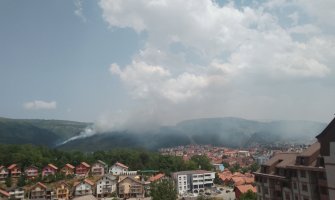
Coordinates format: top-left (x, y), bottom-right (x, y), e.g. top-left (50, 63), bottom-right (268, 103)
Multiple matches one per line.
top-left (254, 142), bottom-right (328, 200)
top-left (316, 117), bottom-right (335, 199)
top-left (172, 170), bottom-right (215, 195)
top-left (254, 117), bottom-right (335, 200)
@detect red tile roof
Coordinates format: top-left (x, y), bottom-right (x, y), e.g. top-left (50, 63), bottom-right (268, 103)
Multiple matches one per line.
top-left (48, 163), bottom-right (58, 170)
top-left (235, 184), bottom-right (256, 193)
top-left (0, 189), bottom-right (10, 197)
top-left (65, 163), bottom-right (75, 169)
top-left (115, 162), bottom-right (128, 169)
top-left (149, 173), bottom-right (165, 182)
top-left (81, 162), bottom-right (90, 168)
top-left (34, 182), bottom-right (47, 189)
top-left (84, 179), bottom-right (94, 186)
top-left (7, 164), bottom-right (17, 170)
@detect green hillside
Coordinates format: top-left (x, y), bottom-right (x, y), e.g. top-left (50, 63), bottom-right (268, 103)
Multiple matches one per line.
top-left (0, 117), bottom-right (90, 147)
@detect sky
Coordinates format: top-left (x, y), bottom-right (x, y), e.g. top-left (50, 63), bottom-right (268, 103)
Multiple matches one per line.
top-left (0, 0), bottom-right (334, 130)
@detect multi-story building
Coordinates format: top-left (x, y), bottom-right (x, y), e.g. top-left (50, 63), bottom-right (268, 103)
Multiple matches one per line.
top-left (75, 162), bottom-right (90, 177)
top-left (42, 164), bottom-right (58, 177)
top-left (73, 179), bottom-right (94, 197)
top-left (0, 165), bottom-right (9, 182)
top-left (8, 187), bottom-right (25, 200)
top-left (29, 182), bottom-right (48, 200)
top-left (316, 117), bottom-right (335, 199)
top-left (118, 176), bottom-right (144, 198)
top-left (172, 170), bottom-right (215, 195)
top-left (254, 142), bottom-right (329, 200)
top-left (61, 164), bottom-right (75, 176)
top-left (91, 160), bottom-right (108, 176)
top-left (55, 182), bottom-right (70, 200)
top-left (109, 162), bottom-right (136, 176)
top-left (96, 174), bottom-right (117, 198)
top-left (7, 164), bottom-right (21, 178)
top-left (25, 166), bottom-right (39, 179)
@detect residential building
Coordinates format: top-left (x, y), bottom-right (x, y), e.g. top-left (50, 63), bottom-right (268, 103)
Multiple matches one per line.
top-left (29, 182), bottom-right (48, 200)
top-left (96, 174), bottom-right (117, 198)
top-left (73, 179), bottom-right (94, 196)
top-left (235, 184), bottom-right (256, 200)
top-left (254, 142), bottom-right (328, 200)
top-left (118, 176), bottom-right (144, 198)
top-left (42, 164), bottom-right (58, 177)
top-left (172, 170), bottom-right (215, 195)
top-left (61, 164), bottom-right (75, 176)
top-left (25, 166), bottom-right (39, 180)
top-left (8, 187), bottom-right (25, 200)
top-left (0, 165), bottom-right (9, 182)
top-left (55, 182), bottom-right (70, 200)
top-left (316, 117), bottom-right (335, 199)
top-left (76, 162), bottom-right (90, 177)
top-left (91, 160), bottom-right (107, 176)
top-left (109, 162), bottom-right (136, 176)
top-left (0, 189), bottom-right (10, 199)
top-left (7, 164), bottom-right (21, 178)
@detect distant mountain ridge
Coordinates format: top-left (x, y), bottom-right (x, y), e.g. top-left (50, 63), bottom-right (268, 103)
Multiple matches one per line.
top-left (0, 117), bottom-right (327, 150)
top-left (58, 117), bottom-right (327, 151)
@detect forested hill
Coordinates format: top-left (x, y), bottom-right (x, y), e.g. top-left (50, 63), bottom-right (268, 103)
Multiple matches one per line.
top-left (0, 117), bottom-right (327, 151)
top-left (59, 117), bottom-right (327, 151)
top-left (0, 117), bottom-right (90, 147)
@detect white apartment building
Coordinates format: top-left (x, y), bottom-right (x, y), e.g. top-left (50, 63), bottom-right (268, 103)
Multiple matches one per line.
top-left (96, 174), bottom-right (117, 198)
top-left (172, 170), bottom-right (215, 195)
top-left (9, 188), bottom-right (24, 200)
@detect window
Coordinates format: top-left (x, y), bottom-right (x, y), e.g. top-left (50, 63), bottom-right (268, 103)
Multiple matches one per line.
top-left (302, 184), bottom-right (308, 192)
top-left (293, 182), bottom-right (297, 189)
top-left (285, 192), bottom-right (291, 200)
top-left (264, 187), bottom-right (269, 194)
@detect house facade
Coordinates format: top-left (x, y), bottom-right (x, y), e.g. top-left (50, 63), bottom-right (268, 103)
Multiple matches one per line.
top-left (91, 160), bottom-right (107, 176)
top-left (42, 164), bottom-right (58, 177)
top-left (0, 165), bottom-right (9, 182)
top-left (9, 187), bottom-right (25, 200)
top-left (76, 162), bottom-right (90, 177)
top-left (172, 170), bottom-right (215, 195)
top-left (96, 174), bottom-right (117, 198)
top-left (254, 142), bottom-right (329, 200)
top-left (29, 182), bottom-right (48, 200)
top-left (55, 182), bottom-right (70, 200)
top-left (25, 166), bottom-right (39, 179)
top-left (109, 162), bottom-right (136, 176)
top-left (61, 164), bottom-right (75, 176)
top-left (118, 176), bottom-right (144, 198)
top-left (8, 164), bottom-right (21, 178)
top-left (316, 117), bottom-right (335, 200)
top-left (74, 179), bottom-right (94, 196)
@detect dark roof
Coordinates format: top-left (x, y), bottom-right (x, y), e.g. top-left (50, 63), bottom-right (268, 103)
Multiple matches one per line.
top-left (316, 117), bottom-right (335, 139)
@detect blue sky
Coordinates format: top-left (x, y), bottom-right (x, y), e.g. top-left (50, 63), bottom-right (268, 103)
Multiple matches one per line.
top-left (1, 0), bottom-right (334, 129)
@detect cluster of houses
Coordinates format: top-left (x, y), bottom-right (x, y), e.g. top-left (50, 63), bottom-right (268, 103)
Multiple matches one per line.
top-left (0, 161), bottom-right (150, 200)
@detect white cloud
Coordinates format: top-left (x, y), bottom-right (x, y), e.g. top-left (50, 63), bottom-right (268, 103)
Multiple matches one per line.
top-left (74, 0), bottom-right (86, 22)
top-left (98, 0), bottom-right (335, 127)
top-left (23, 100), bottom-right (57, 110)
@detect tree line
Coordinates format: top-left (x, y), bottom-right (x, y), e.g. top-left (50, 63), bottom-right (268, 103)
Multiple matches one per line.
top-left (0, 144), bottom-right (212, 174)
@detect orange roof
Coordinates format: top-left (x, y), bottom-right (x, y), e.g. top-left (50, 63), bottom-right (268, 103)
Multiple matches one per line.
top-left (48, 163), bottom-right (58, 170)
top-left (231, 177), bottom-right (245, 186)
top-left (7, 164), bottom-right (17, 170)
top-left (115, 162), bottom-right (128, 169)
top-left (149, 173), bottom-right (165, 182)
top-left (0, 189), bottom-right (9, 197)
top-left (235, 184), bottom-right (256, 193)
top-left (81, 162), bottom-right (90, 168)
top-left (84, 179), bottom-right (94, 186)
top-left (33, 182), bottom-right (47, 189)
top-left (65, 163), bottom-right (75, 169)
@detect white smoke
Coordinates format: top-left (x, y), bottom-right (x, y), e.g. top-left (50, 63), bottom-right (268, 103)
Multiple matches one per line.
top-left (58, 126), bottom-right (96, 146)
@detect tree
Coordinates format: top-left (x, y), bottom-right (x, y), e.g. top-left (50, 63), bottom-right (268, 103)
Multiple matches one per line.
top-left (17, 175), bottom-right (26, 187)
top-left (213, 173), bottom-right (223, 185)
top-left (239, 189), bottom-right (257, 200)
top-left (5, 176), bottom-right (12, 187)
top-left (150, 179), bottom-right (177, 200)
top-left (190, 155), bottom-right (212, 171)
